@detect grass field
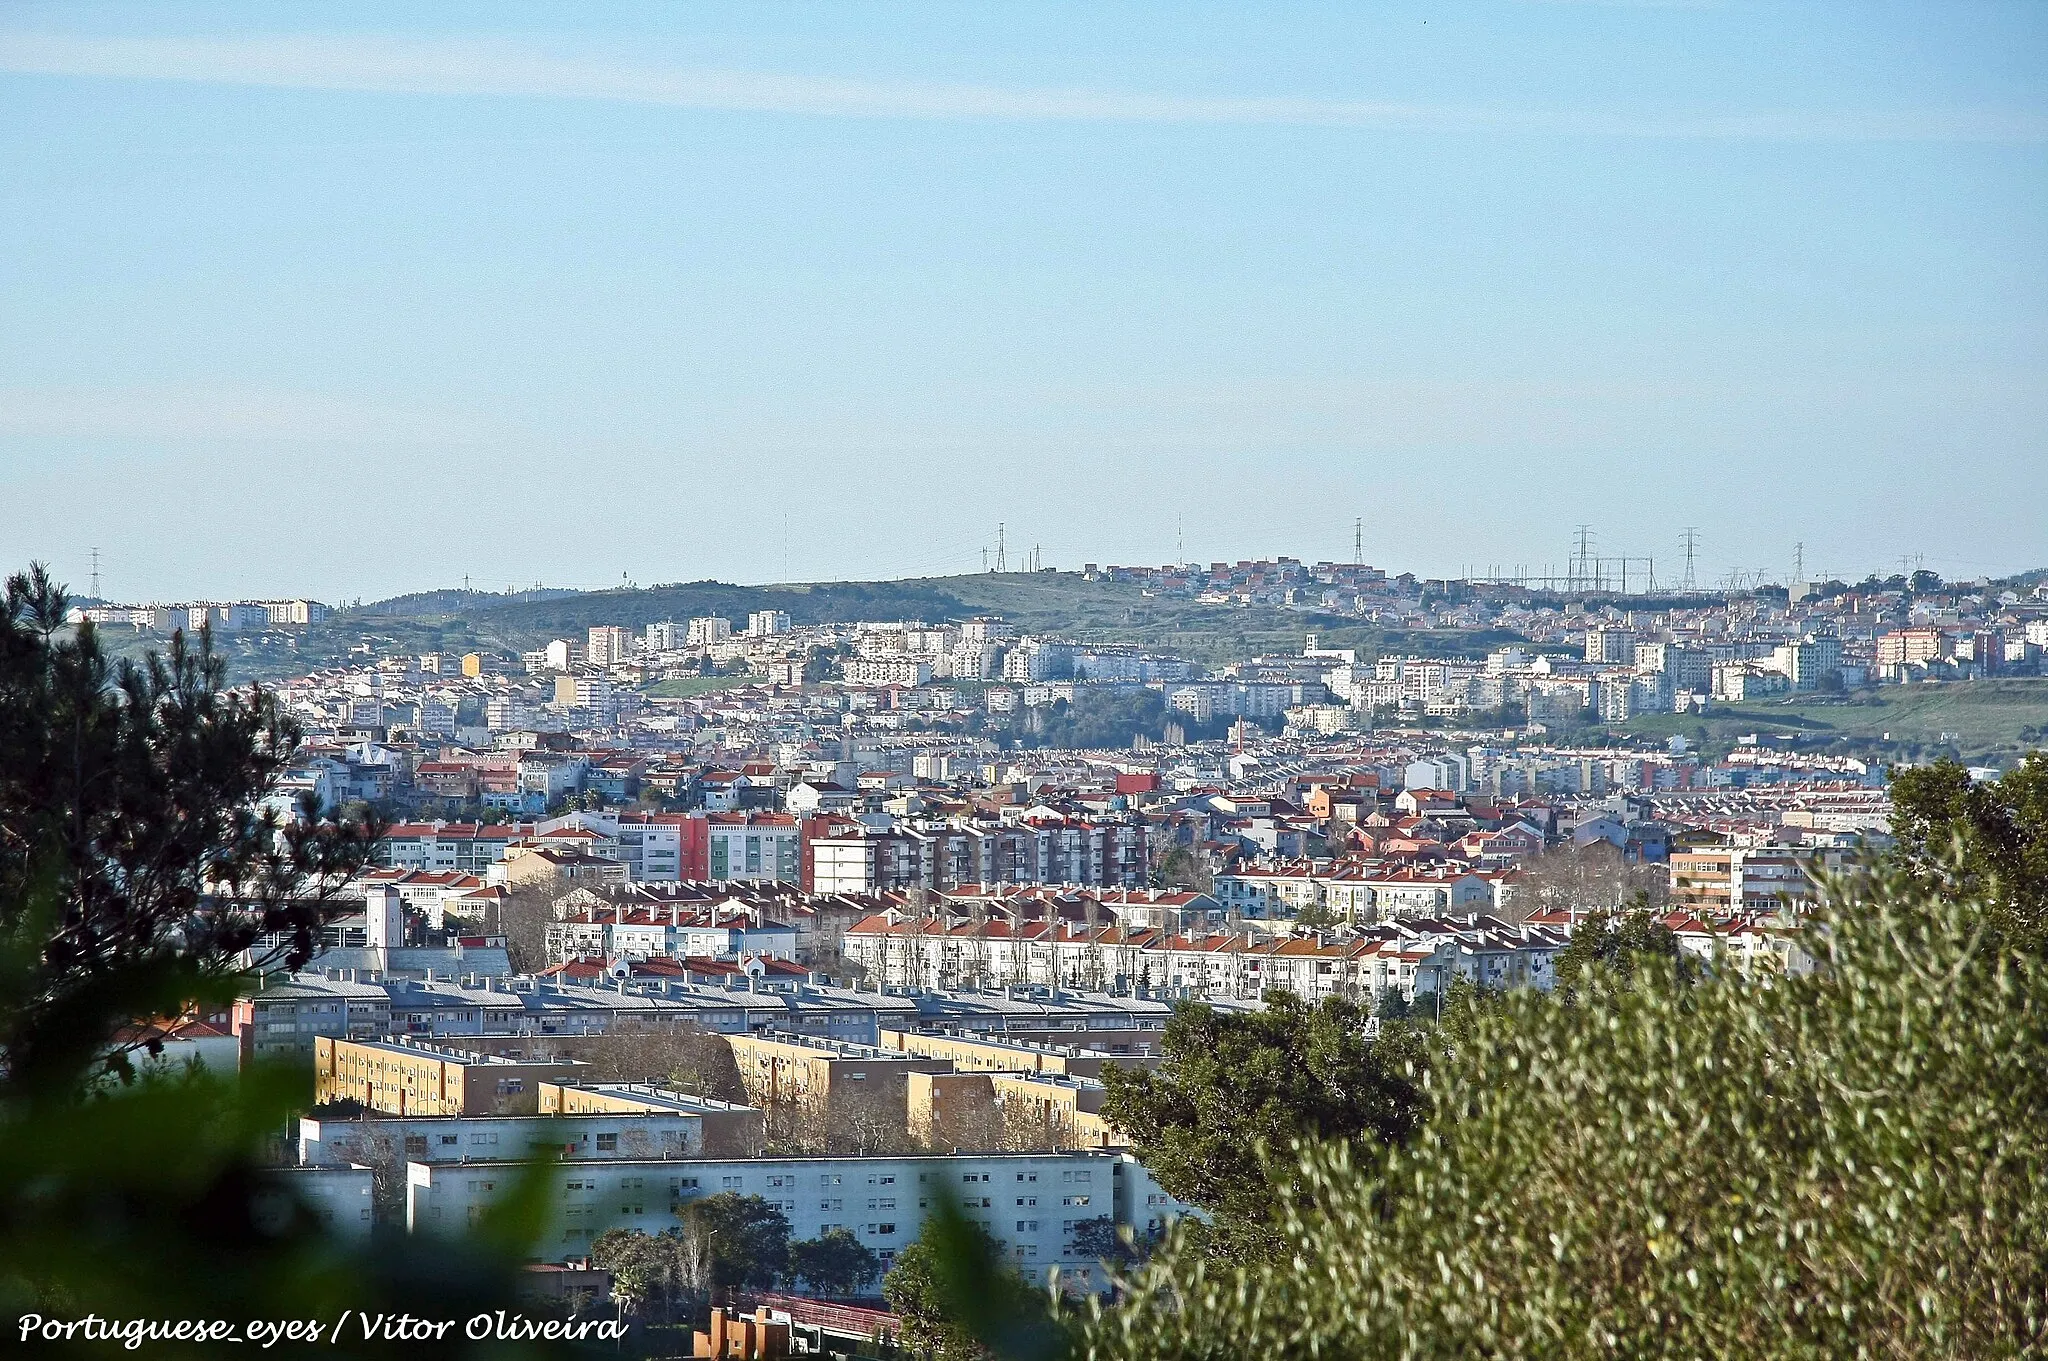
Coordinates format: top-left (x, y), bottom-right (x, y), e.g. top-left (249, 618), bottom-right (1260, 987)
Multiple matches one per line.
top-left (1608, 679), bottom-right (2048, 766)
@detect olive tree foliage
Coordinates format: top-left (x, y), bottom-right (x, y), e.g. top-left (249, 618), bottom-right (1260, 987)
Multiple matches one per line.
top-left (1075, 864), bottom-right (2048, 1360)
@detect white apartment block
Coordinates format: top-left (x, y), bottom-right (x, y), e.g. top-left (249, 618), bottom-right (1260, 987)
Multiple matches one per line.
top-left (406, 1150), bottom-right (1189, 1294)
top-left (844, 657), bottom-right (934, 688)
top-left (687, 617), bottom-right (734, 647)
top-left (300, 1111), bottom-right (708, 1166)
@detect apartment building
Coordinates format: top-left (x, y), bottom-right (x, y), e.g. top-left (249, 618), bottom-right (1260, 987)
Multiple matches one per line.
top-left (313, 1036), bottom-right (584, 1117)
top-left (708, 812), bottom-right (802, 883)
top-left (1669, 845), bottom-right (1818, 916)
top-left (724, 1032), bottom-right (952, 1114)
top-left (263, 1166), bottom-right (373, 1242)
top-left (234, 974), bottom-right (392, 1063)
top-left (538, 1083), bottom-right (766, 1157)
top-left (875, 1029), bottom-right (1161, 1080)
top-left (407, 1149), bottom-right (1189, 1294)
top-left (299, 1110), bottom-right (709, 1167)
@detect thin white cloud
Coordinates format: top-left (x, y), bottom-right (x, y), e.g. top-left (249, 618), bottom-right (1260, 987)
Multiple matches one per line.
top-left (0, 384), bottom-right (492, 445)
top-left (0, 31), bottom-right (2042, 143)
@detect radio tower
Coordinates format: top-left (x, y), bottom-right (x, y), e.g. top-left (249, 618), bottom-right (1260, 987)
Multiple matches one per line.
top-left (1680, 528), bottom-right (1700, 594)
top-left (88, 547), bottom-right (101, 601)
top-left (1353, 517), bottom-right (1363, 566)
top-left (1793, 541), bottom-right (1804, 585)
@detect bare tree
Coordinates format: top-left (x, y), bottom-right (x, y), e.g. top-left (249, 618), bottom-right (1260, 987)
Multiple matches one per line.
top-left (1509, 841), bottom-right (1666, 924)
top-left (327, 1120), bottom-right (408, 1226)
top-left (490, 877), bottom-right (559, 972)
top-left (575, 1024), bottom-right (747, 1102)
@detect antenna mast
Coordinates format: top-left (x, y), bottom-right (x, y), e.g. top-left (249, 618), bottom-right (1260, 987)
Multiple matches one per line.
top-left (89, 547), bottom-right (101, 600)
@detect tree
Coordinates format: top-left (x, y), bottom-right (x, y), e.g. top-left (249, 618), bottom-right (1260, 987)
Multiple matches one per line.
top-left (1152, 843), bottom-right (1213, 895)
top-left (1552, 901), bottom-right (1697, 1000)
top-left (1082, 866), bottom-right (2048, 1360)
top-left (575, 1023), bottom-right (748, 1105)
top-left (1069, 1215), bottom-right (1143, 1271)
top-left (490, 880), bottom-right (557, 973)
top-left (1097, 991), bottom-right (1437, 1256)
top-left (325, 1118), bottom-right (408, 1225)
top-left (786, 1227), bottom-right (881, 1298)
top-left (591, 1226), bottom-right (710, 1322)
top-left (1509, 839), bottom-right (1666, 924)
top-left (883, 1211), bottom-right (1055, 1361)
top-left (682, 1192), bottom-right (792, 1292)
top-left (0, 564), bottom-right (538, 1343)
top-left (0, 565), bottom-right (379, 1094)
top-left (1888, 753), bottom-right (2048, 954)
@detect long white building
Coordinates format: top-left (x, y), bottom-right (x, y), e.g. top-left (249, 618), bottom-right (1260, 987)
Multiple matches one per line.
top-left (407, 1149), bottom-right (1188, 1295)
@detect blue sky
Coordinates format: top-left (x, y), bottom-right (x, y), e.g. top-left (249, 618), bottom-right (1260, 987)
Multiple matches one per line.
top-left (1, 2), bottom-right (2043, 603)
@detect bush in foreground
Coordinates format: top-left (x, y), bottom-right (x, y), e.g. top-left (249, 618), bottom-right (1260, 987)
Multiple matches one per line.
top-left (1074, 867), bottom-right (2048, 1360)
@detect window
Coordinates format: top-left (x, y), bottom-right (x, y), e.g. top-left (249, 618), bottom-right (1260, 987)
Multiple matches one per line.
top-left (1016, 1172), bottom-right (1038, 1183)
top-left (404, 1136), bottom-right (428, 1157)
top-left (1062, 1194), bottom-right (1090, 1207)
top-left (820, 1174), bottom-right (842, 1187)
top-left (821, 1198), bottom-right (843, 1211)
top-left (873, 1222), bottom-right (897, 1235)
top-left (596, 1133), bottom-right (618, 1152)
top-left (469, 1132), bottom-right (498, 1146)
top-left (440, 1134), bottom-right (459, 1147)
top-left (1016, 1197), bottom-right (1037, 1207)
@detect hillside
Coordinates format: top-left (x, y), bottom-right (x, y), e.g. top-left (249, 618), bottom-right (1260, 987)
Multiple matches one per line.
top-left (190, 571), bottom-right (1539, 681)
top-left (1606, 678), bottom-right (2048, 767)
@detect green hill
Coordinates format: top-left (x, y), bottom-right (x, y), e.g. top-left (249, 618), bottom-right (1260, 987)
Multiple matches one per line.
top-left (162, 571), bottom-right (1544, 683)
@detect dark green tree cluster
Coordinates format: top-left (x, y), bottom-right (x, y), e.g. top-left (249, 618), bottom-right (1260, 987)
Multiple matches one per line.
top-left (1098, 991), bottom-right (1437, 1258)
top-left (0, 565), bottom-right (381, 1092)
top-left (1023, 689), bottom-right (1240, 750)
top-left (884, 1208), bottom-right (1064, 1361)
top-left (1, 565), bottom-right (555, 1351)
top-left (1551, 902), bottom-right (1697, 1000)
top-left (1888, 753), bottom-right (2048, 954)
top-left (592, 1197), bottom-right (880, 1320)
